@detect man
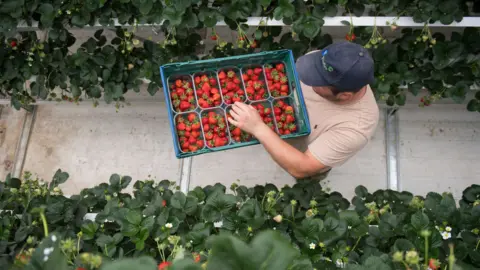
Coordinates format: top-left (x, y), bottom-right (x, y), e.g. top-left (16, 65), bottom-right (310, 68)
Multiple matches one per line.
top-left (228, 42), bottom-right (379, 181)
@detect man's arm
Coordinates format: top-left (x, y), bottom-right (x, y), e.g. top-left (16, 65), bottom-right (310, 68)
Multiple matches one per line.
top-left (252, 124), bottom-right (328, 178)
top-left (228, 102), bottom-right (327, 178)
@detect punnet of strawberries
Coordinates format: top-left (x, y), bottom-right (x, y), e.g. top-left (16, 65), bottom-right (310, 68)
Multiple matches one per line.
top-left (265, 63), bottom-right (290, 97)
top-left (251, 102), bottom-right (277, 132)
top-left (201, 110), bottom-right (229, 148)
top-left (273, 98), bottom-right (297, 135)
top-left (194, 73), bottom-right (222, 109)
top-left (226, 107), bottom-right (254, 143)
top-left (242, 66), bottom-right (269, 101)
top-left (169, 78), bottom-right (196, 112)
top-left (176, 113), bottom-right (204, 152)
top-left (218, 69), bottom-right (246, 105)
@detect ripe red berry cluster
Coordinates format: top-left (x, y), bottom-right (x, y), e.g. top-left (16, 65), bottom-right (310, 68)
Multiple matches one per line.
top-left (218, 69), bottom-right (246, 105)
top-left (242, 67), bottom-right (269, 101)
top-left (201, 111), bottom-right (229, 148)
top-left (273, 99), bottom-right (297, 135)
top-left (170, 79), bottom-right (196, 112)
top-left (176, 113), bottom-right (204, 152)
top-left (251, 103), bottom-right (276, 132)
top-left (265, 63), bottom-right (289, 97)
top-left (194, 74), bottom-right (222, 108)
top-left (226, 108), bottom-right (254, 143)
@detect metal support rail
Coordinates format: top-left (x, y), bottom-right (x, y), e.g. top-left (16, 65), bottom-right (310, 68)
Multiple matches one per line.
top-left (13, 16), bottom-right (480, 31)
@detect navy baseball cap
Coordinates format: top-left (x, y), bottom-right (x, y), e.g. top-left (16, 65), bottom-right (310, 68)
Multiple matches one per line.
top-left (296, 42), bottom-right (374, 92)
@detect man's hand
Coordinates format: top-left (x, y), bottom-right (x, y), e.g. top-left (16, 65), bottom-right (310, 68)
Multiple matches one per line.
top-left (227, 102), bottom-right (266, 136)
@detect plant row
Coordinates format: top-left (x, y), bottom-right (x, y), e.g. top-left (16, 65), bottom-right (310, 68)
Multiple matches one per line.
top-left (1, 21), bottom-right (480, 112)
top-left (0, 170), bottom-right (479, 269)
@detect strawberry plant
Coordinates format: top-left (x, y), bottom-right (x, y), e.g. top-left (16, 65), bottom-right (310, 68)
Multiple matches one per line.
top-left (273, 98), bottom-right (297, 135)
top-left (1, 171), bottom-right (480, 269)
top-left (169, 78), bottom-right (196, 112)
top-left (241, 66), bottom-right (269, 101)
top-left (194, 73), bottom-right (222, 109)
top-left (200, 110), bottom-right (229, 148)
top-left (175, 113), bottom-right (204, 153)
top-left (265, 62), bottom-right (290, 97)
top-left (218, 68), bottom-right (246, 105)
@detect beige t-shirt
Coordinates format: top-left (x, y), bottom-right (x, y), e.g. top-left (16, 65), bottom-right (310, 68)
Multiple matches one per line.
top-left (289, 81), bottom-right (379, 168)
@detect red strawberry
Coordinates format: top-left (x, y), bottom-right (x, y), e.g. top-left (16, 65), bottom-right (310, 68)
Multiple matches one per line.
top-left (179, 101), bottom-right (191, 111)
top-left (159, 260), bottom-right (172, 268)
top-left (175, 80), bottom-right (182, 88)
top-left (275, 63), bottom-right (284, 72)
top-left (346, 33), bottom-right (356, 41)
top-left (188, 113), bottom-right (196, 122)
top-left (10, 41), bottom-right (17, 47)
top-left (162, 200), bottom-right (167, 207)
top-left (194, 76), bottom-right (201, 84)
top-left (218, 71), bottom-right (226, 79)
top-left (254, 68), bottom-right (263, 75)
top-left (177, 122), bottom-right (186, 131)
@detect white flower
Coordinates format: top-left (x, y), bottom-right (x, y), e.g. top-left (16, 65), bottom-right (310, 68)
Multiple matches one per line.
top-left (199, 40), bottom-right (204, 45)
top-left (441, 231), bottom-right (451, 240)
top-left (214, 220), bottom-right (223, 228)
top-left (165, 223), bottom-right (173, 229)
top-left (348, 226), bottom-right (352, 230)
top-left (113, 192), bottom-right (118, 197)
top-left (43, 247), bottom-right (53, 255)
top-left (445, 226), bottom-right (452, 232)
top-left (43, 256), bottom-right (48, 262)
top-left (51, 235), bottom-right (57, 242)
top-left (336, 259), bottom-right (345, 268)
top-left (273, 227), bottom-right (276, 230)
top-left (435, 225), bottom-right (440, 230)
top-left (309, 243), bottom-right (316, 249)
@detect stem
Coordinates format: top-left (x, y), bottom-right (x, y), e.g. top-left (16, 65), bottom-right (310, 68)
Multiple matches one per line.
top-left (475, 239), bottom-right (480, 251)
top-left (351, 236), bottom-right (362, 252)
top-left (40, 212), bottom-right (49, 237)
top-left (424, 234), bottom-right (429, 269)
top-left (77, 235), bottom-right (82, 255)
top-left (448, 244), bottom-right (455, 270)
top-left (291, 205), bottom-right (295, 222)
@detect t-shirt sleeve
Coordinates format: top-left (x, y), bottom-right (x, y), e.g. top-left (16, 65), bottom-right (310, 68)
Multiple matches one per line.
top-left (307, 128), bottom-right (368, 168)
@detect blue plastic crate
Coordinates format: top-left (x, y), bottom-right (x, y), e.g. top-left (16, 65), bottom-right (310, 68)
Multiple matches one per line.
top-left (160, 49), bottom-right (311, 158)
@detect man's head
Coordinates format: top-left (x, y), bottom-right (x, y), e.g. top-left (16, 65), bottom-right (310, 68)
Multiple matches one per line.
top-left (296, 42), bottom-right (374, 102)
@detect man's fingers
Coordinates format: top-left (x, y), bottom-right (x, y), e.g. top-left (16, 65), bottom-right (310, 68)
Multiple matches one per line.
top-left (227, 117), bottom-right (240, 127)
top-left (234, 102), bottom-right (249, 111)
top-left (229, 110), bottom-right (241, 120)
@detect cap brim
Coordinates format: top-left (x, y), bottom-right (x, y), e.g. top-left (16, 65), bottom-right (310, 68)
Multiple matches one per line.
top-left (295, 51), bottom-right (329, 87)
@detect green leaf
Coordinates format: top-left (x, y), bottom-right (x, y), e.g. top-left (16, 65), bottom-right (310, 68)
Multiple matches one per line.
top-left (355, 186), bottom-right (368, 198)
top-left (147, 82), bottom-right (158, 96)
top-left (126, 210), bottom-right (142, 225)
top-left (260, 0), bottom-right (272, 7)
top-left (171, 192), bottom-right (187, 209)
top-left (411, 211), bottom-right (429, 230)
top-left (207, 231), bottom-right (300, 270)
top-left (37, 4), bottom-right (55, 28)
top-left (273, 0), bottom-right (295, 20)
top-left (100, 256), bottom-right (157, 270)
top-left (294, 218), bottom-right (324, 244)
top-left (184, 196), bottom-right (199, 215)
top-left (50, 169), bottom-right (69, 188)
top-left (395, 93), bottom-right (406, 106)
top-left (163, 6), bottom-right (185, 26)
top-left (237, 199), bottom-right (265, 229)
top-left (393, 239), bottom-right (415, 252)
top-left (27, 234), bottom-right (68, 270)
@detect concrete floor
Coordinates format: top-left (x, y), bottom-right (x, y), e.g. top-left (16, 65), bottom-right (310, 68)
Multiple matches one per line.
top-left (2, 98), bottom-right (478, 201)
